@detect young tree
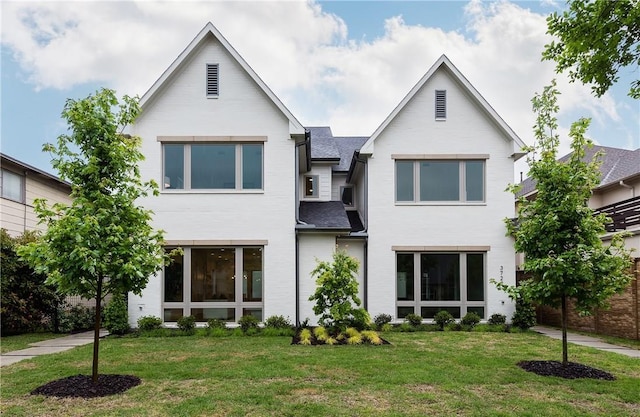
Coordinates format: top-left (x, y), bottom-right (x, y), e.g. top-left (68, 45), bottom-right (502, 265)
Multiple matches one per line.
top-left (498, 81), bottom-right (633, 365)
top-left (543, 0), bottom-right (640, 99)
top-left (308, 249), bottom-right (369, 333)
top-left (19, 88), bottom-right (171, 382)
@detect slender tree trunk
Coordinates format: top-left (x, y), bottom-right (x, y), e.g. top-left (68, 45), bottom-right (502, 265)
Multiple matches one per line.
top-left (561, 294), bottom-right (568, 366)
top-left (92, 275), bottom-right (103, 383)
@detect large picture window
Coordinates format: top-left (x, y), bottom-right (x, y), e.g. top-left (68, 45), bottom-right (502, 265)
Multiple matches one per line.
top-left (162, 246), bottom-right (263, 323)
top-left (395, 160), bottom-right (485, 203)
top-left (163, 143), bottom-right (263, 191)
top-left (396, 252), bottom-right (485, 319)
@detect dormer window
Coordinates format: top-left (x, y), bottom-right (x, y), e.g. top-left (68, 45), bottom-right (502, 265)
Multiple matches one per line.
top-left (207, 64), bottom-right (219, 97)
top-left (435, 90), bottom-right (446, 119)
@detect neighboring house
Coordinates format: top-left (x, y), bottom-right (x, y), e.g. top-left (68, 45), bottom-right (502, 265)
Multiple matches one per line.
top-left (129, 22), bottom-right (527, 327)
top-left (517, 146), bottom-right (640, 339)
top-left (0, 153), bottom-right (72, 237)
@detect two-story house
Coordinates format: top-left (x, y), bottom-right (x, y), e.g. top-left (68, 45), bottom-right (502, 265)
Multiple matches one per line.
top-left (128, 23), bottom-right (526, 327)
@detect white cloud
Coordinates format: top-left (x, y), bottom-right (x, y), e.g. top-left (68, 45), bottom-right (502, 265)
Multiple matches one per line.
top-left (1, 0), bottom-right (631, 168)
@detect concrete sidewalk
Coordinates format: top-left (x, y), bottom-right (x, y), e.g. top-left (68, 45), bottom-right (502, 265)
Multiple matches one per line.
top-left (1, 330), bottom-right (108, 367)
top-left (532, 326), bottom-right (640, 358)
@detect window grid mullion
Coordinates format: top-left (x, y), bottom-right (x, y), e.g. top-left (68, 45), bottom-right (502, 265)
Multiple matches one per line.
top-left (236, 145), bottom-right (242, 190)
top-left (184, 145), bottom-right (192, 190)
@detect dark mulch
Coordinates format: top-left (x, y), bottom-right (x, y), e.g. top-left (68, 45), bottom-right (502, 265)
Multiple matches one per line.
top-left (518, 360), bottom-right (615, 380)
top-left (291, 333), bottom-right (390, 346)
top-left (31, 374), bottom-right (141, 398)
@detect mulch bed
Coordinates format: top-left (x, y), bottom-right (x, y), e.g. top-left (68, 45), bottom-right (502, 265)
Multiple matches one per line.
top-left (291, 334), bottom-right (390, 345)
top-left (518, 360), bottom-right (615, 380)
top-left (31, 374), bottom-right (141, 398)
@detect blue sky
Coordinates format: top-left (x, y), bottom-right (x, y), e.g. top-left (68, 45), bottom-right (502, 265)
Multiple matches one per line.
top-left (2, 1), bottom-right (638, 178)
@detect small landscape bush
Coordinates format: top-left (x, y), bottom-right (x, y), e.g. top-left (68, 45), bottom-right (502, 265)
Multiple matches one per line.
top-left (206, 318), bottom-right (227, 330)
top-left (404, 313), bottom-right (423, 327)
top-left (488, 313), bottom-right (507, 325)
top-left (460, 312), bottom-right (481, 329)
top-left (434, 310), bottom-right (454, 331)
top-left (262, 327), bottom-right (294, 337)
top-left (138, 315), bottom-right (163, 331)
top-left (373, 313), bottom-right (392, 329)
top-left (238, 315), bottom-right (259, 333)
top-left (177, 315), bottom-right (196, 333)
top-left (380, 323), bottom-right (393, 332)
top-left (512, 298), bottom-right (536, 330)
top-left (264, 315), bottom-right (292, 329)
top-left (103, 295), bottom-right (129, 335)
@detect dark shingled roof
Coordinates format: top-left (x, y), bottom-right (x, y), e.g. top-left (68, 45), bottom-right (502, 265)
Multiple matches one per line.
top-left (333, 136), bottom-right (369, 172)
top-left (306, 126), bottom-right (368, 170)
top-left (299, 201), bottom-right (351, 230)
top-left (307, 127), bottom-right (340, 161)
top-left (517, 146), bottom-right (640, 197)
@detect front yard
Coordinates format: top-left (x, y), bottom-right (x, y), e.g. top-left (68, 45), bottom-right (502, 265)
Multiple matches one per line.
top-left (1, 331), bottom-right (638, 416)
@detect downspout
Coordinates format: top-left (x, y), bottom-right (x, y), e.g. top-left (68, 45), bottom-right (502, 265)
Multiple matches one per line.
top-left (363, 156), bottom-right (368, 310)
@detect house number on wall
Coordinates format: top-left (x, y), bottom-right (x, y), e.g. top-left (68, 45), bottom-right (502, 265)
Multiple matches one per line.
top-left (500, 265), bottom-right (504, 283)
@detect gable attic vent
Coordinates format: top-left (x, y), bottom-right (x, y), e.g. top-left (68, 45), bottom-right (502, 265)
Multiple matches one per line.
top-left (435, 89), bottom-right (446, 119)
top-left (207, 63), bottom-right (219, 97)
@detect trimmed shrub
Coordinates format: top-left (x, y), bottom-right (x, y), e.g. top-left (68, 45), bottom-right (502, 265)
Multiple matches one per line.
top-left (206, 318), bottom-right (227, 330)
top-left (264, 315), bottom-right (292, 329)
top-left (373, 313), bottom-right (392, 329)
top-left (380, 323), bottom-right (393, 332)
top-left (404, 313), bottom-right (423, 327)
top-left (177, 315), bottom-right (196, 333)
top-left (138, 315), bottom-right (163, 331)
top-left (488, 313), bottom-right (507, 325)
top-left (103, 295), bottom-right (129, 335)
top-left (238, 315), bottom-right (259, 333)
top-left (460, 312), bottom-right (481, 328)
top-left (434, 310), bottom-right (454, 331)
top-left (512, 298), bottom-right (536, 330)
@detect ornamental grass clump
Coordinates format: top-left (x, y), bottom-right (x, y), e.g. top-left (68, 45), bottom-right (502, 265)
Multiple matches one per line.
top-left (361, 330), bottom-right (382, 345)
top-left (298, 328), bottom-right (312, 345)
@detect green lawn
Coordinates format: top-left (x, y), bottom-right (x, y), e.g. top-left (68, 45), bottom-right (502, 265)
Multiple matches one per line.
top-left (1, 331), bottom-right (638, 416)
top-left (0, 332), bottom-right (64, 354)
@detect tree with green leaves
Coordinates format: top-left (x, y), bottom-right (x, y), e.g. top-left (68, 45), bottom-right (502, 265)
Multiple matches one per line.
top-left (543, 0), bottom-right (640, 99)
top-left (308, 249), bottom-right (369, 333)
top-left (19, 88), bottom-right (171, 382)
top-left (496, 81), bottom-right (633, 366)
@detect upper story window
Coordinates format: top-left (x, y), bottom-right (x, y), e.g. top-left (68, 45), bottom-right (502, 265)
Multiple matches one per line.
top-left (395, 159), bottom-right (485, 203)
top-left (206, 64), bottom-right (219, 97)
top-left (304, 175), bottom-right (318, 198)
top-left (1, 169), bottom-right (25, 203)
top-left (163, 143), bottom-right (263, 191)
top-left (435, 90), bottom-right (446, 119)
top-left (340, 185), bottom-right (354, 207)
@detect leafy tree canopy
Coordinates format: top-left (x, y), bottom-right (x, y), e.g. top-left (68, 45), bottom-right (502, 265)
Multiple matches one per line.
top-left (543, 0), bottom-right (640, 99)
top-left (19, 88), bottom-right (168, 300)
top-left (504, 80), bottom-right (633, 315)
top-left (18, 88), bottom-right (172, 381)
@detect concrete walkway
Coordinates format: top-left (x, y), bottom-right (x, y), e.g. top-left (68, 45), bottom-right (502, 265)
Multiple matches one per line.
top-left (1, 330), bottom-right (108, 367)
top-left (532, 326), bottom-right (640, 358)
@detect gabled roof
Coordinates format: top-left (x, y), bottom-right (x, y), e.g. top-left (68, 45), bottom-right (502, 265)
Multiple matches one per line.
top-left (139, 22), bottom-right (305, 136)
top-left (306, 126), bottom-right (368, 171)
top-left (517, 146), bottom-right (640, 197)
top-left (359, 55), bottom-right (527, 158)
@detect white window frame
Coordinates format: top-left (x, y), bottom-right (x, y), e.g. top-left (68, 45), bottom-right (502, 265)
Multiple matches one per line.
top-left (395, 251), bottom-right (486, 320)
top-left (1, 169), bottom-right (25, 203)
top-left (394, 156), bottom-right (487, 205)
top-left (162, 246), bottom-right (264, 323)
top-left (161, 143), bottom-right (263, 192)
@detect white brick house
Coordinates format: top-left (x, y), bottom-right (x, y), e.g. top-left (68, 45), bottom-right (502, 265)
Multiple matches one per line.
top-left (129, 23), bottom-right (526, 327)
